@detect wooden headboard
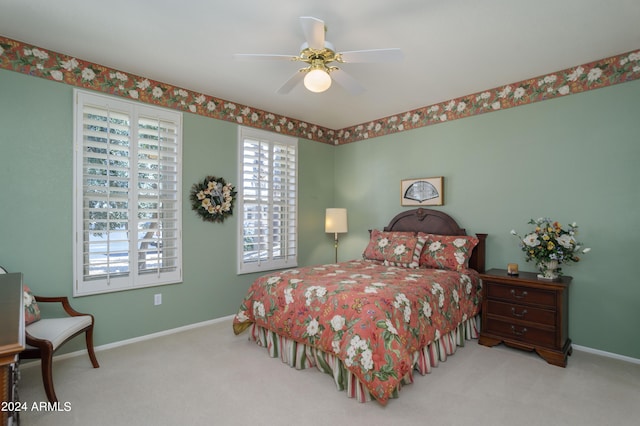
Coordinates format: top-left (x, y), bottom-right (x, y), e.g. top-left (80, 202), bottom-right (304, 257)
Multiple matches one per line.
top-left (383, 208), bottom-right (487, 273)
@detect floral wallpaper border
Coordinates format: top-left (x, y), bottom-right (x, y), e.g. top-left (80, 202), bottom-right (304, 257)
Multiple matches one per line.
top-left (1, 36), bottom-right (638, 146)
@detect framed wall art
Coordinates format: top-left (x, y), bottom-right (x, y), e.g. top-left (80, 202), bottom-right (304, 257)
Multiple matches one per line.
top-left (401, 177), bottom-right (444, 206)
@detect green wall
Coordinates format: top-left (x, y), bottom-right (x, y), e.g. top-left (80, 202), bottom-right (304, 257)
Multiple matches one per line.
top-left (1, 67), bottom-right (639, 359)
top-left (334, 80), bottom-right (640, 359)
top-left (0, 69), bottom-right (335, 351)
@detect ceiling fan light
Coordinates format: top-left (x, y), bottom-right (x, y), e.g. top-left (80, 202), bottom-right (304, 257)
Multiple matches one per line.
top-left (304, 68), bottom-right (332, 93)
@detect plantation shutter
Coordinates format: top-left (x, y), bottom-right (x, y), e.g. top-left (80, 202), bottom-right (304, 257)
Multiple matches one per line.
top-left (238, 127), bottom-right (297, 274)
top-left (135, 115), bottom-right (181, 285)
top-left (74, 91), bottom-right (182, 296)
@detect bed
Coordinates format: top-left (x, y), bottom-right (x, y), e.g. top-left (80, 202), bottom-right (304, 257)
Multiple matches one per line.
top-left (232, 208), bottom-right (487, 405)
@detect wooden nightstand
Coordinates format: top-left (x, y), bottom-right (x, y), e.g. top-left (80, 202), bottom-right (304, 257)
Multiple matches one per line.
top-left (478, 268), bottom-right (572, 367)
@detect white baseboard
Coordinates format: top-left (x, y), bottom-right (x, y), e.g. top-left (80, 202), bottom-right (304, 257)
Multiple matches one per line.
top-left (572, 344), bottom-right (640, 365)
top-left (21, 315), bottom-right (235, 369)
top-left (22, 317), bottom-right (640, 368)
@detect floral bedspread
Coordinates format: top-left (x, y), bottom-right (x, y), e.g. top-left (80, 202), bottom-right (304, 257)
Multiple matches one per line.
top-left (232, 260), bottom-right (482, 404)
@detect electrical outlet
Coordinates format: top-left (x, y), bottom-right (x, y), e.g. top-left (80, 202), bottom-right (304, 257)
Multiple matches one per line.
top-left (154, 293), bottom-right (162, 306)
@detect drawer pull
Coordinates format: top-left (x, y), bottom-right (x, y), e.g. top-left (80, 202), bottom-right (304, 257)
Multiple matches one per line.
top-left (511, 325), bottom-right (528, 336)
top-left (510, 289), bottom-right (528, 299)
top-left (511, 307), bottom-right (528, 318)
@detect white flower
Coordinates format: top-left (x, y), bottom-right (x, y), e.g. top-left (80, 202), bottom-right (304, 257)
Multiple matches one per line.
top-left (385, 319), bottom-right (398, 335)
top-left (81, 67), bottom-right (96, 81)
top-left (266, 276), bottom-right (281, 286)
top-left (587, 67), bottom-right (603, 82)
top-left (453, 238), bottom-right (467, 248)
top-left (253, 301), bottom-right (265, 318)
top-left (428, 241), bottom-right (442, 252)
top-left (361, 349), bottom-right (374, 371)
top-left (582, 248), bottom-right (591, 253)
top-left (152, 86), bottom-right (164, 98)
top-left (136, 79), bottom-right (151, 90)
top-left (31, 48), bottom-right (49, 60)
top-left (23, 291), bottom-right (33, 307)
top-left (454, 251), bottom-right (465, 265)
top-left (422, 302), bottom-right (432, 318)
top-left (284, 288), bottom-right (294, 304)
top-left (330, 315), bottom-right (345, 331)
top-left (567, 66), bottom-right (584, 82)
top-left (235, 310), bottom-right (249, 322)
top-left (513, 87), bottom-right (526, 99)
top-left (557, 234), bottom-right (575, 249)
top-left (523, 233), bottom-right (541, 247)
top-left (50, 70), bottom-right (63, 81)
top-left (378, 238), bottom-right (389, 249)
top-left (393, 244), bottom-right (407, 256)
top-left (306, 318), bottom-right (319, 336)
top-left (60, 58), bottom-right (79, 71)
top-left (332, 341), bottom-right (341, 354)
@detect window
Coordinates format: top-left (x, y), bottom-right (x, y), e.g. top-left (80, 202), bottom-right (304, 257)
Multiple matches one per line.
top-left (73, 90), bottom-right (182, 296)
top-left (237, 127), bottom-right (297, 274)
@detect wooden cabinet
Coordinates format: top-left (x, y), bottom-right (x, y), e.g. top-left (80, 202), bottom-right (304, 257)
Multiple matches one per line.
top-left (478, 268), bottom-right (572, 367)
top-left (1, 273), bottom-right (24, 425)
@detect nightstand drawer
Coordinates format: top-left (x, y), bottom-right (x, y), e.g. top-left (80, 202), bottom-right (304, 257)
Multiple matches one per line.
top-left (486, 282), bottom-right (556, 308)
top-left (486, 300), bottom-right (556, 326)
top-left (484, 318), bottom-right (556, 347)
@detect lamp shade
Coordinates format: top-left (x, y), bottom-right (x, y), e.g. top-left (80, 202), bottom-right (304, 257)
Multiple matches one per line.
top-left (325, 208), bottom-right (348, 233)
top-left (304, 68), bottom-right (332, 93)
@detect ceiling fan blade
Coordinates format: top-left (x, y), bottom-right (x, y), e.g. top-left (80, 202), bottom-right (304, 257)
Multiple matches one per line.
top-left (330, 69), bottom-right (365, 95)
top-left (276, 71), bottom-right (305, 94)
top-left (338, 48), bottom-right (404, 63)
top-left (233, 53), bottom-right (296, 61)
top-left (300, 16), bottom-right (325, 50)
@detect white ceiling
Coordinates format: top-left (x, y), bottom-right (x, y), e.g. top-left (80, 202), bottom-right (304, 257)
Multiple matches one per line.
top-left (1, 0), bottom-right (639, 130)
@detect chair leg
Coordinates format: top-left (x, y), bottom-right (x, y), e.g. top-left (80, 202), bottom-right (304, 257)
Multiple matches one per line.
top-left (85, 326), bottom-right (100, 368)
top-left (40, 345), bottom-right (58, 403)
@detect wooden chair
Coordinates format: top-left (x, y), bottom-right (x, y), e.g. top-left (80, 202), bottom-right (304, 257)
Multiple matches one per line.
top-left (0, 266), bottom-right (99, 402)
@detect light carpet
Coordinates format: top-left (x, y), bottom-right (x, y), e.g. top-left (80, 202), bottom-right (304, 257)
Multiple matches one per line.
top-left (18, 319), bottom-right (640, 426)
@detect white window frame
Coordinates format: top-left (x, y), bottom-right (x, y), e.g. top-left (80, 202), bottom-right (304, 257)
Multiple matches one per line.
top-left (237, 127), bottom-right (298, 274)
top-left (73, 90), bottom-right (182, 296)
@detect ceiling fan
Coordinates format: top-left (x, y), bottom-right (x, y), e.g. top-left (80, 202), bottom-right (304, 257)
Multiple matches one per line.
top-left (234, 16), bottom-right (403, 94)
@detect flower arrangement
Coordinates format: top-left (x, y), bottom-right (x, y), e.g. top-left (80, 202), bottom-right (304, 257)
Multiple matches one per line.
top-left (189, 176), bottom-right (237, 223)
top-left (510, 218), bottom-right (590, 277)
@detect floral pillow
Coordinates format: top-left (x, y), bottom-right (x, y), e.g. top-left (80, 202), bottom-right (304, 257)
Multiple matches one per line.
top-left (418, 233), bottom-right (479, 271)
top-left (24, 284), bottom-right (41, 325)
top-left (363, 230), bottom-right (424, 268)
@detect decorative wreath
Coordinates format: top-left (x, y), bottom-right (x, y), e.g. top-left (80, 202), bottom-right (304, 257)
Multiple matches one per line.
top-left (189, 176), bottom-right (237, 223)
